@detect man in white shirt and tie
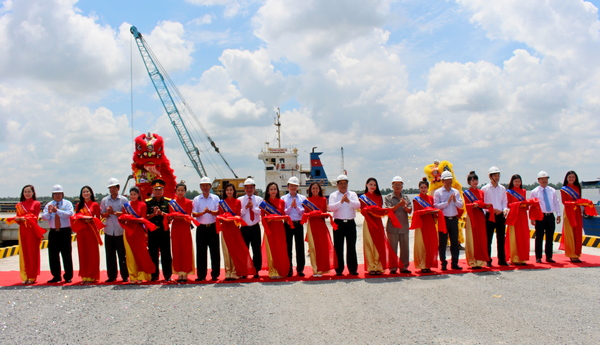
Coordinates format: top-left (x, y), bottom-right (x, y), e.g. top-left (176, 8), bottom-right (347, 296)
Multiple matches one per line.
top-left (281, 176), bottom-right (307, 277)
top-left (434, 171), bottom-right (464, 270)
top-left (482, 166), bottom-right (509, 267)
top-left (192, 176), bottom-right (221, 281)
top-left (530, 171), bottom-right (561, 263)
top-left (42, 184), bottom-right (74, 283)
top-left (328, 174), bottom-right (361, 276)
top-left (238, 178), bottom-right (263, 278)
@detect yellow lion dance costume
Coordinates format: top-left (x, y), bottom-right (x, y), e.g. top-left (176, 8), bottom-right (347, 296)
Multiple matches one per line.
top-left (424, 160), bottom-right (465, 246)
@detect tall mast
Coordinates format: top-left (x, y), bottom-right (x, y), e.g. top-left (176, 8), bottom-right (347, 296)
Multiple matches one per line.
top-left (274, 107), bottom-right (281, 149)
top-left (340, 146), bottom-right (345, 174)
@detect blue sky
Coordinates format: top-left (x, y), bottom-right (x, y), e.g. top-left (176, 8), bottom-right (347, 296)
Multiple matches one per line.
top-left (1, 0), bottom-right (600, 197)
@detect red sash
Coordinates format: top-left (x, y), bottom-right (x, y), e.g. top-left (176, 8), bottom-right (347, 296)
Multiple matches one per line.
top-left (301, 211), bottom-right (337, 271)
top-left (361, 205), bottom-right (400, 269)
top-left (217, 213), bottom-right (255, 276)
top-left (261, 214), bottom-right (292, 275)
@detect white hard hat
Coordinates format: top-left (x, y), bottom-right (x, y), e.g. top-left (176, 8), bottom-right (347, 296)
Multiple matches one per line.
top-left (107, 177), bottom-right (119, 188)
top-left (488, 166), bottom-right (501, 175)
top-left (441, 171), bottom-right (453, 180)
top-left (336, 174), bottom-right (349, 182)
top-left (391, 176), bottom-right (403, 183)
top-left (243, 178), bottom-right (256, 186)
top-left (537, 171), bottom-right (549, 179)
top-left (52, 184), bottom-right (64, 194)
top-left (287, 176), bottom-right (300, 185)
top-left (200, 176), bottom-right (212, 184)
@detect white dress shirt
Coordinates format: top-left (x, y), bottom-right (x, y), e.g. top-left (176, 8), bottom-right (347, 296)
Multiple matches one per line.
top-left (328, 190), bottom-right (360, 220)
top-left (239, 194), bottom-right (263, 226)
top-left (482, 183), bottom-right (508, 212)
top-left (530, 186), bottom-right (562, 216)
top-left (100, 195), bottom-right (128, 236)
top-left (192, 193), bottom-right (220, 225)
top-left (42, 199), bottom-right (74, 229)
top-left (433, 187), bottom-right (463, 217)
top-left (281, 192), bottom-right (306, 221)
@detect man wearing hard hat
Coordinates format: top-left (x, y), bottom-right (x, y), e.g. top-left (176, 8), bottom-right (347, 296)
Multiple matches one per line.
top-left (100, 178), bottom-right (129, 283)
top-left (192, 176), bottom-right (221, 281)
top-left (328, 174), bottom-right (361, 276)
top-left (238, 178), bottom-right (263, 278)
top-left (282, 176), bottom-right (307, 277)
top-left (434, 171), bottom-right (464, 270)
top-left (481, 167), bottom-right (509, 267)
top-left (384, 176), bottom-right (412, 274)
top-left (42, 184), bottom-right (75, 283)
top-left (530, 171), bottom-right (561, 264)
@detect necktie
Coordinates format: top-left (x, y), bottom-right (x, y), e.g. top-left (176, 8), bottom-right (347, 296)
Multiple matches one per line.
top-left (54, 201), bottom-right (61, 229)
top-left (543, 188), bottom-right (551, 213)
top-left (249, 196), bottom-right (255, 221)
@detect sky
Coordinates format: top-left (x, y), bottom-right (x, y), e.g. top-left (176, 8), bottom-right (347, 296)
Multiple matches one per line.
top-left (1, 0), bottom-right (600, 197)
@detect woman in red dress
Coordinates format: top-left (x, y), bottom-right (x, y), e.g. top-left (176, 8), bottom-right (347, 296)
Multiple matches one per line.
top-left (410, 178), bottom-right (440, 273)
top-left (462, 172), bottom-right (491, 269)
top-left (303, 182), bottom-right (336, 277)
top-left (168, 182), bottom-right (195, 283)
top-left (560, 171), bottom-right (591, 263)
top-left (119, 187), bottom-right (156, 284)
top-left (261, 182), bottom-right (290, 279)
top-left (360, 178), bottom-right (399, 275)
top-left (9, 185), bottom-right (44, 284)
top-left (218, 183), bottom-right (255, 281)
top-left (71, 186), bottom-right (103, 284)
top-left (505, 174), bottom-right (531, 265)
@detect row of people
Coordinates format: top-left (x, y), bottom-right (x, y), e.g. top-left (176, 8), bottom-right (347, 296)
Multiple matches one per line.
top-left (7, 168), bottom-right (594, 284)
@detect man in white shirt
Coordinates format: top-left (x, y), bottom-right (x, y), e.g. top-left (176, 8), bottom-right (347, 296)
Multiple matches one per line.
top-left (530, 171), bottom-right (561, 263)
top-left (434, 171), bottom-right (464, 270)
top-left (42, 184), bottom-right (74, 283)
top-left (281, 176), bottom-right (307, 277)
top-left (100, 178), bottom-right (129, 283)
top-left (192, 177), bottom-right (221, 281)
top-left (238, 178), bottom-right (263, 278)
top-left (328, 174), bottom-right (361, 276)
top-left (481, 166), bottom-right (509, 267)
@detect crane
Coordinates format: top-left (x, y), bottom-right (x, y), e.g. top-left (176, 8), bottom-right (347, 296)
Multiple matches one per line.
top-left (130, 25), bottom-right (238, 179)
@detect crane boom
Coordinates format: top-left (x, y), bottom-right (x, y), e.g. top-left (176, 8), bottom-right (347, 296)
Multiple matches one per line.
top-left (130, 26), bottom-right (238, 179)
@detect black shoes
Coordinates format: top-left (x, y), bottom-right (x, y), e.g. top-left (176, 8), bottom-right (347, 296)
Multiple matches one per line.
top-left (400, 269), bottom-right (411, 274)
top-left (64, 279), bottom-right (72, 283)
top-left (535, 259), bottom-right (542, 263)
top-left (349, 271), bottom-right (359, 276)
top-left (253, 275), bottom-right (260, 279)
top-left (195, 278), bottom-right (205, 282)
top-left (486, 261), bottom-right (493, 267)
top-left (297, 272), bottom-right (305, 277)
top-left (451, 265), bottom-right (462, 270)
top-left (47, 278), bottom-right (61, 283)
top-left (498, 262), bottom-right (509, 266)
top-left (546, 259), bottom-right (556, 263)
top-left (441, 263), bottom-right (448, 271)
top-left (122, 278), bottom-right (129, 283)
top-left (570, 258), bottom-right (582, 263)
top-left (105, 278), bottom-right (116, 283)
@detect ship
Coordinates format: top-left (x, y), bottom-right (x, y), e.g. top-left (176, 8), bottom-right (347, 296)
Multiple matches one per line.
top-left (258, 110), bottom-right (338, 196)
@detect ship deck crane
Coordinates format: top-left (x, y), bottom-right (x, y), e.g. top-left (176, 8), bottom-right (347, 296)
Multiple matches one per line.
top-left (130, 25), bottom-right (238, 179)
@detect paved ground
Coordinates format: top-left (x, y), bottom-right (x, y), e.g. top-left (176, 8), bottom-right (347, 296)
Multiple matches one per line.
top-left (1, 214), bottom-right (600, 344)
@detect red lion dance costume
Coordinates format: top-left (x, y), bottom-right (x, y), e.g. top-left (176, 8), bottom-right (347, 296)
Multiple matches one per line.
top-left (132, 133), bottom-right (177, 199)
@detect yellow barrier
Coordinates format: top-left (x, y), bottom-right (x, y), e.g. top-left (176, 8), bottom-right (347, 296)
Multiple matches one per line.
top-left (0, 234), bottom-right (77, 259)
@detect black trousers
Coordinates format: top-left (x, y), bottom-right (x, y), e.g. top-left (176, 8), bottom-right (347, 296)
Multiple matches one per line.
top-left (333, 219), bottom-right (358, 274)
top-left (104, 234), bottom-right (128, 280)
top-left (285, 221), bottom-right (305, 274)
top-left (438, 217), bottom-right (460, 266)
top-left (196, 223), bottom-right (221, 280)
top-left (48, 227), bottom-right (73, 280)
top-left (148, 229), bottom-right (172, 280)
top-left (486, 213), bottom-right (507, 264)
top-left (241, 224), bottom-right (262, 273)
top-left (535, 214), bottom-right (555, 260)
